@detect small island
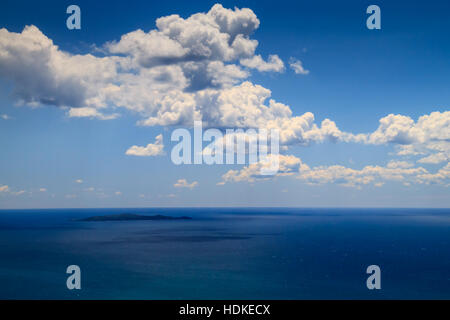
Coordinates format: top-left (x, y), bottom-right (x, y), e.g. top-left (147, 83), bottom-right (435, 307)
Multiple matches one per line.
top-left (78, 213), bottom-right (192, 222)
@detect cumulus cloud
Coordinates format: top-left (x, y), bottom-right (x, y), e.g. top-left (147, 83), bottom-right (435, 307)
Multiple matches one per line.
top-left (0, 185), bottom-right (9, 192)
top-left (364, 111), bottom-right (450, 165)
top-left (417, 152), bottom-right (448, 164)
top-left (125, 134), bottom-right (165, 156)
top-left (219, 154), bottom-right (301, 184)
top-left (1, 114), bottom-right (11, 120)
top-left (298, 162), bottom-right (429, 189)
top-left (0, 5), bottom-right (448, 172)
top-left (415, 162), bottom-right (450, 185)
top-left (386, 160), bottom-right (414, 169)
top-left (75, 179), bottom-right (83, 184)
top-left (107, 4), bottom-right (259, 67)
top-left (240, 54), bottom-right (284, 72)
top-left (68, 107), bottom-right (119, 120)
top-left (0, 5), bottom-right (288, 131)
top-left (289, 58), bottom-right (309, 75)
top-left (218, 155), bottom-right (450, 188)
top-left (297, 158), bottom-right (450, 188)
top-left (174, 178), bottom-right (198, 189)
top-left (366, 112), bottom-right (450, 145)
top-left (0, 25), bottom-right (120, 109)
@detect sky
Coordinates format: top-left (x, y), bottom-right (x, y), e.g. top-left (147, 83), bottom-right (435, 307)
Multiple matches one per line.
top-left (0, 0), bottom-right (449, 208)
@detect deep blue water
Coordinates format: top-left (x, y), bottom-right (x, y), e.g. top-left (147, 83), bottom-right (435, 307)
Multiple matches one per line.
top-left (0, 208), bottom-right (449, 299)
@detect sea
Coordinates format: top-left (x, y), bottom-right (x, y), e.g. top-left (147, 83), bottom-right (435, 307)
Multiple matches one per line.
top-left (0, 208), bottom-right (448, 299)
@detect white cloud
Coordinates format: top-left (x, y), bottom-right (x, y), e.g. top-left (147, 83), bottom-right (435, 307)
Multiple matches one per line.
top-left (174, 178), bottom-right (198, 189)
top-left (297, 159), bottom-right (450, 188)
top-left (240, 54), bottom-right (284, 72)
top-left (363, 111), bottom-right (450, 165)
top-left (386, 160), bottom-right (414, 169)
top-left (219, 155), bottom-right (301, 184)
top-left (75, 179), bottom-right (83, 184)
top-left (39, 188), bottom-right (47, 192)
top-left (366, 112), bottom-right (450, 145)
top-left (0, 5), bottom-right (285, 130)
top-left (125, 134), bottom-right (165, 157)
top-left (0, 6), bottom-right (448, 175)
top-left (0, 185), bottom-right (29, 195)
top-left (68, 107), bottom-right (119, 120)
top-left (107, 4), bottom-right (259, 67)
top-left (298, 162), bottom-right (430, 188)
top-left (416, 162), bottom-right (450, 185)
top-left (1, 114), bottom-right (11, 120)
top-left (289, 58), bottom-right (309, 75)
top-left (417, 152), bottom-right (448, 164)
top-left (0, 25), bottom-right (120, 109)
top-left (218, 154), bottom-right (450, 189)
top-left (115, 191), bottom-right (122, 196)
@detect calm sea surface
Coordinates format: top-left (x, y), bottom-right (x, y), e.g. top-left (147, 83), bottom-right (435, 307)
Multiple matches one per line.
top-left (0, 208), bottom-right (449, 299)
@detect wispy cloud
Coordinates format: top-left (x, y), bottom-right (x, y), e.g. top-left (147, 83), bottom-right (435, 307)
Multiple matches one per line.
top-left (126, 134), bottom-right (165, 157)
top-left (174, 179), bottom-right (198, 189)
top-left (289, 58), bottom-right (309, 75)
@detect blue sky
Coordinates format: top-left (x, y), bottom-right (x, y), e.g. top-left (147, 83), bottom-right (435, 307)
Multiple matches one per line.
top-left (0, 0), bottom-right (449, 208)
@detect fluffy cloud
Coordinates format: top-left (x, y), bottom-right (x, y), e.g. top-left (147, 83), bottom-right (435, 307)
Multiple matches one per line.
top-left (416, 162), bottom-right (450, 185)
top-left (174, 179), bottom-right (198, 189)
top-left (365, 111), bottom-right (450, 164)
top-left (297, 158), bottom-right (450, 188)
top-left (0, 25), bottom-right (120, 109)
top-left (218, 155), bottom-right (450, 188)
top-left (0, 5), bottom-right (256, 111)
top-left (108, 4), bottom-right (259, 67)
top-left (298, 161), bottom-right (429, 188)
top-left (386, 160), bottom-right (414, 169)
top-left (289, 58), bottom-right (309, 75)
top-left (1, 114), bottom-right (11, 120)
top-left (125, 134), bottom-right (165, 156)
top-left (219, 154), bottom-right (301, 184)
top-left (367, 112), bottom-right (450, 145)
top-left (0, 5), bottom-right (448, 170)
top-left (0, 5), bottom-right (296, 132)
top-left (0, 185), bottom-right (9, 192)
top-left (417, 152), bottom-right (448, 164)
top-left (240, 54), bottom-right (284, 72)
top-left (68, 107), bottom-right (119, 120)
